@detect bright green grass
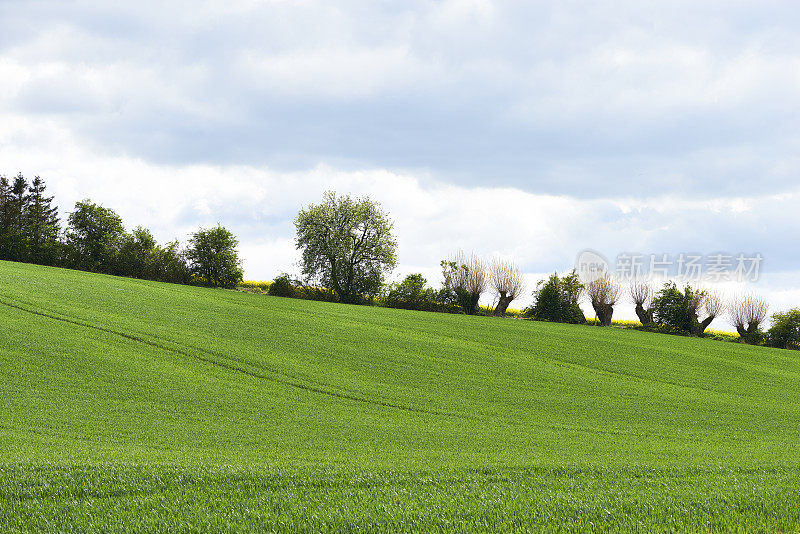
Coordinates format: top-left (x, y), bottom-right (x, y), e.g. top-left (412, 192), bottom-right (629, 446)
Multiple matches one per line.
top-left (1, 260), bottom-right (799, 532)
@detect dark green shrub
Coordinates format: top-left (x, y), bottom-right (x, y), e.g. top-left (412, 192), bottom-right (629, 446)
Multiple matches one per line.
top-left (739, 331), bottom-right (766, 346)
top-left (383, 274), bottom-right (463, 313)
top-left (767, 309), bottom-right (800, 349)
top-left (637, 323), bottom-right (691, 336)
top-left (294, 285), bottom-right (340, 303)
top-left (268, 274), bottom-right (296, 298)
top-left (651, 282), bottom-right (701, 335)
top-left (385, 274), bottom-right (435, 310)
top-left (526, 271), bottom-right (585, 324)
top-left (148, 240), bottom-right (190, 284)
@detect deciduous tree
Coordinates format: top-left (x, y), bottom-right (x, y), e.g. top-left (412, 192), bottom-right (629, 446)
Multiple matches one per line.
top-left (489, 259), bottom-right (524, 317)
top-left (186, 225), bottom-right (243, 288)
top-left (586, 273), bottom-right (621, 326)
top-left (294, 191), bottom-right (397, 303)
top-left (695, 291), bottom-right (724, 334)
top-left (65, 200), bottom-right (125, 272)
top-left (528, 270), bottom-right (585, 323)
top-left (441, 251), bottom-right (487, 315)
top-left (729, 294), bottom-right (769, 344)
top-left (629, 278), bottom-right (654, 324)
top-left (767, 309), bottom-right (800, 349)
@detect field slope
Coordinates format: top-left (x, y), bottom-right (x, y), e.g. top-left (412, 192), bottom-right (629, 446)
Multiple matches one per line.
top-left (1, 260), bottom-right (799, 532)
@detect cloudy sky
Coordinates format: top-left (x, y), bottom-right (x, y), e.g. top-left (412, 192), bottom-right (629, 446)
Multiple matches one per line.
top-left (2, 1), bottom-right (799, 327)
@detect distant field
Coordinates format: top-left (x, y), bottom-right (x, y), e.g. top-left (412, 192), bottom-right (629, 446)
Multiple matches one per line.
top-left (1, 261), bottom-right (799, 531)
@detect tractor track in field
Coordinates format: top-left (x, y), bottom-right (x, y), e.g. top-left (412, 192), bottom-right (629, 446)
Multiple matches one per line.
top-left (1, 296), bottom-right (743, 442)
top-left (0, 297), bottom-right (473, 421)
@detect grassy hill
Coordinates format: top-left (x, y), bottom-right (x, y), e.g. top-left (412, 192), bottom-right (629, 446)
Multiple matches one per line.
top-left (1, 260), bottom-right (799, 531)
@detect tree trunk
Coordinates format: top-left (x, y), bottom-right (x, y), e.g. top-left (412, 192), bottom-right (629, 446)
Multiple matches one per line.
top-left (634, 304), bottom-right (653, 325)
top-left (493, 293), bottom-right (514, 317)
top-left (593, 302), bottom-right (614, 326)
top-left (697, 316), bottom-right (714, 334)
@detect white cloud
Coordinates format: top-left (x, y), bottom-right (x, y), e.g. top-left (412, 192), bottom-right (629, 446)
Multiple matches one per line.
top-left (3, 116), bottom-right (799, 332)
top-left (2, 1), bottom-right (800, 333)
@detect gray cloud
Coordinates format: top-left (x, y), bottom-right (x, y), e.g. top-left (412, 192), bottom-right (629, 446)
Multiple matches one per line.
top-left (3, 1), bottom-right (800, 197)
top-left (2, 0), bottom-right (800, 330)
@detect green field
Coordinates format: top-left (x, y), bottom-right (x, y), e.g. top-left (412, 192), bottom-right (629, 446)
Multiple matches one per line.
top-left (1, 260), bottom-right (800, 532)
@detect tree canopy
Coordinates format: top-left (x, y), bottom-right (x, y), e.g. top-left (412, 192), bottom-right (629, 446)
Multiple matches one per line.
top-left (186, 225), bottom-right (243, 288)
top-left (65, 200), bottom-right (126, 272)
top-left (294, 191), bottom-right (397, 303)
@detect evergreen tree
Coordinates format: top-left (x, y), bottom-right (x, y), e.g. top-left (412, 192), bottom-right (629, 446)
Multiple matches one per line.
top-left (25, 176), bottom-right (60, 265)
top-left (0, 176), bottom-right (11, 259)
top-left (2, 174), bottom-right (30, 261)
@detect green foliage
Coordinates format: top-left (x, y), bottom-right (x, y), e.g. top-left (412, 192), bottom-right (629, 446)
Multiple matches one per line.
top-left (651, 282), bottom-right (702, 335)
top-left (114, 231), bottom-right (190, 285)
top-left (0, 174), bottom-right (61, 264)
top-left (0, 173), bottom-right (239, 287)
top-left (148, 240), bottom-right (191, 285)
top-left (384, 273), bottom-right (435, 310)
top-left (64, 199), bottom-right (126, 272)
top-left (115, 226), bottom-right (157, 278)
top-left (636, 322), bottom-right (692, 336)
top-left (527, 271), bottom-right (586, 324)
top-left (455, 286), bottom-right (478, 315)
top-left (0, 175), bottom-right (11, 259)
top-left (4, 174), bottom-right (30, 260)
top-left (738, 331), bottom-right (766, 346)
top-left (767, 309), bottom-right (800, 349)
top-left (185, 225), bottom-right (243, 288)
top-left (24, 176), bottom-right (60, 265)
top-left (439, 259), bottom-right (481, 315)
top-left (382, 273), bottom-right (462, 313)
top-left (295, 191), bottom-right (397, 303)
top-left (268, 273), bottom-right (296, 298)
top-left (3, 261), bottom-right (800, 530)
top-left (293, 284), bottom-right (340, 302)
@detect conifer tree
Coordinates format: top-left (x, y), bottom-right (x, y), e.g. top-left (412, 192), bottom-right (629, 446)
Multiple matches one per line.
top-left (0, 175), bottom-right (11, 259)
top-left (26, 176), bottom-right (60, 265)
top-left (2, 174), bottom-right (30, 261)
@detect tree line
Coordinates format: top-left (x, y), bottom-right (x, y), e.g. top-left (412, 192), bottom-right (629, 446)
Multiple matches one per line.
top-left (282, 191), bottom-right (799, 351)
top-left (0, 173), bottom-right (243, 288)
top-left (2, 178), bottom-right (797, 351)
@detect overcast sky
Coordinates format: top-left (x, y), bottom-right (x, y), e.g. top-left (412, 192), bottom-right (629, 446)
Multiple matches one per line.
top-left (2, 1), bottom-right (799, 327)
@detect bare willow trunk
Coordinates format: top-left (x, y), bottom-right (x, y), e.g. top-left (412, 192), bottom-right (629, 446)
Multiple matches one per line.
top-left (729, 294), bottom-right (768, 344)
top-left (493, 292), bottom-right (515, 317)
top-left (588, 274), bottom-right (621, 327)
top-left (592, 302), bottom-right (615, 326)
top-left (629, 279), bottom-right (654, 325)
top-left (695, 291), bottom-right (724, 335)
top-left (634, 303), bottom-right (653, 325)
top-left (697, 315), bottom-right (715, 334)
top-left (450, 251), bottom-right (487, 315)
top-left (489, 259), bottom-right (524, 318)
